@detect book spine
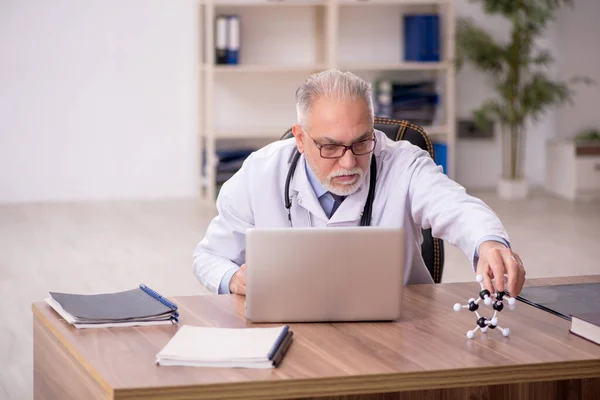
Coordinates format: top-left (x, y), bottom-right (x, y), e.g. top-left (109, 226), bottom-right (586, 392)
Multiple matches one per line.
top-left (431, 15), bottom-right (440, 62)
top-left (215, 16), bottom-right (228, 65)
top-left (404, 15), bottom-right (419, 62)
top-left (226, 15), bottom-right (240, 65)
top-left (139, 284), bottom-right (180, 321)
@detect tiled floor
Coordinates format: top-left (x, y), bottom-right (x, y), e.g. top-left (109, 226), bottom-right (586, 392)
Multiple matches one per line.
top-left (1, 190), bottom-right (598, 399)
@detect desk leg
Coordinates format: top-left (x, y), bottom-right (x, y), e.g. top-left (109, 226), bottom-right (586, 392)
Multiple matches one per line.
top-left (291, 378), bottom-right (600, 400)
top-left (33, 316), bottom-right (109, 400)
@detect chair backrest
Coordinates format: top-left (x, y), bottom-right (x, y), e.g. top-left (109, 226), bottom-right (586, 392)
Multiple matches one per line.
top-left (280, 117), bottom-right (445, 283)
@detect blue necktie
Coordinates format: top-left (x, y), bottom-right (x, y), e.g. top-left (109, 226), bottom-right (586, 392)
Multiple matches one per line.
top-left (329, 193), bottom-right (345, 218)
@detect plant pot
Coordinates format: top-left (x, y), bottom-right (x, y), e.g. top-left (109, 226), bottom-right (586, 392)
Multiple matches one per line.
top-left (497, 178), bottom-right (528, 200)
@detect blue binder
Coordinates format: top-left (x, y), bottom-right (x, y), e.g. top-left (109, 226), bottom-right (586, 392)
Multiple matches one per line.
top-left (403, 14), bottom-right (440, 62)
top-left (433, 142), bottom-right (447, 174)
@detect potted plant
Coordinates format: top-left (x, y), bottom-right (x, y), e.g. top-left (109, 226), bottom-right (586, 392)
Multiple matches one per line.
top-left (574, 128), bottom-right (600, 145)
top-left (455, 0), bottom-right (591, 200)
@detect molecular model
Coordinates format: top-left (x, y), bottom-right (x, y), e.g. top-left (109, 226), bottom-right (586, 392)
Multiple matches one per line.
top-left (453, 274), bottom-right (516, 339)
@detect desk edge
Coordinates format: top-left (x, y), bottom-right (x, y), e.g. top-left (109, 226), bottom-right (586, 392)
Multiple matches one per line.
top-left (110, 359), bottom-right (600, 400)
top-left (32, 303), bottom-right (114, 395)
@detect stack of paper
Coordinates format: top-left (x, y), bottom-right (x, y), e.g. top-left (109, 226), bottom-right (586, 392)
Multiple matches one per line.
top-left (156, 325), bottom-right (293, 368)
top-left (45, 285), bottom-right (179, 329)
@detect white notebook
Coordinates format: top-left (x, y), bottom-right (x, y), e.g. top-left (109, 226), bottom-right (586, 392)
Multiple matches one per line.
top-left (155, 325), bottom-right (293, 368)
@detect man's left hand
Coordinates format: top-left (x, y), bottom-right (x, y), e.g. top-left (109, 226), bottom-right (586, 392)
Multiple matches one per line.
top-left (476, 241), bottom-right (526, 297)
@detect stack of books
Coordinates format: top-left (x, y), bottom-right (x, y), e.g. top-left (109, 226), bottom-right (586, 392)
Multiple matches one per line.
top-left (518, 283), bottom-right (600, 346)
top-left (45, 284), bottom-right (179, 329)
top-left (374, 80), bottom-right (439, 127)
top-left (215, 148), bottom-right (255, 186)
top-left (156, 325), bottom-right (294, 368)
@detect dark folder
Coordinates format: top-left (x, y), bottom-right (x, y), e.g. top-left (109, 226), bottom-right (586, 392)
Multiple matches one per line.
top-left (47, 284), bottom-right (179, 328)
top-left (517, 283), bottom-right (600, 321)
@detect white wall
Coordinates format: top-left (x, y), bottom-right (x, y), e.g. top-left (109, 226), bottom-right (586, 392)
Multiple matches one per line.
top-left (555, 1), bottom-right (600, 140)
top-left (454, 0), bottom-right (560, 189)
top-left (0, 0), bottom-right (199, 203)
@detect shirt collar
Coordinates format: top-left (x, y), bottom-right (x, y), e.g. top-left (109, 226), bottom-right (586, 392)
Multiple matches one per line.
top-left (304, 158), bottom-right (329, 199)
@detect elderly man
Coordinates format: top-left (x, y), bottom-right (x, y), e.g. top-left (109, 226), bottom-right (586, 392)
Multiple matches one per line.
top-left (193, 69), bottom-right (526, 298)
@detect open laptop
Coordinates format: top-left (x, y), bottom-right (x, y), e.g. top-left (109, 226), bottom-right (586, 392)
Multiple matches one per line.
top-left (245, 226), bottom-right (405, 323)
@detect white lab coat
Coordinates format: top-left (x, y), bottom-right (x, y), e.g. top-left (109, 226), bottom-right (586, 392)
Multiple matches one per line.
top-left (193, 129), bottom-right (509, 293)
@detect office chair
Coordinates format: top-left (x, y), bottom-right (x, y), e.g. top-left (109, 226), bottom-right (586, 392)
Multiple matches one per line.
top-left (280, 117), bottom-right (445, 284)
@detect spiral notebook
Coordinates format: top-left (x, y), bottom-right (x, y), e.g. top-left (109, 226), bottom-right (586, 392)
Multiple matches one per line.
top-left (156, 325), bottom-right (293, 368)
top-left (45, 284), bottom-right (179, 329)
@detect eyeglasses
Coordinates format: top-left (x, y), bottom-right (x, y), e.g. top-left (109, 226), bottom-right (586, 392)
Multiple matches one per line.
top-left (305, 131), bottom-right (377, 159)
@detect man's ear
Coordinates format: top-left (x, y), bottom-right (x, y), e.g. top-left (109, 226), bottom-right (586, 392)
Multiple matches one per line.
top-left (291, 124), bottom-right (305, 154)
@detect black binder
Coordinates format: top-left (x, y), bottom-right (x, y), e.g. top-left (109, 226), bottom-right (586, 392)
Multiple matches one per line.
top-left (517, 283), bottom-right (600, 321)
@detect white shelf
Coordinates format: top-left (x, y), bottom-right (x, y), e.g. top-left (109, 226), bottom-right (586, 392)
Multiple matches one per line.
top-left (204, 64), bottom-right (328, 73)
top-left (206, 0), bottom-right (449, 5)
top-left (209, 0), bottom-right (327, 6)
top-left (338, 62), bottom-right (450, 71)
top-left (338, 0), bottom-right (450, 5)
top-left (203, 63), bottom-right (448, 72)
top-left (212, 128), bottom-right (289, 139)
top-left (211, 125), bottom-right (447, 140)
top-left (422, 125), bottom-right (447, 136)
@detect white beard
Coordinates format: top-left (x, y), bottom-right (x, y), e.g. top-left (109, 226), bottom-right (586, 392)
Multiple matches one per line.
top-left (321, 167), bottom-right (365, 196)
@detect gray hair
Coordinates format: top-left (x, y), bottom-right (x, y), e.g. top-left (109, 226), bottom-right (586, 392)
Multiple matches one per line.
top-left (295, 69), bottom-right (375, 129)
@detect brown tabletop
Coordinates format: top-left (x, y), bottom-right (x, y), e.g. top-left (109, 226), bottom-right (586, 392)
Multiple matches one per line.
top-left (33, 275), bottom-right (600, 400)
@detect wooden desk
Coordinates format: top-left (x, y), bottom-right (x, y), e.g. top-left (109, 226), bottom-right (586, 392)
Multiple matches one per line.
top-left (33, 276), bottom-right (600, 400)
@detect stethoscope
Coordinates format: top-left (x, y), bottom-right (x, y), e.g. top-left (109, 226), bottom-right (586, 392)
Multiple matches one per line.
top-left (284, 150), bottom-right (377, 227)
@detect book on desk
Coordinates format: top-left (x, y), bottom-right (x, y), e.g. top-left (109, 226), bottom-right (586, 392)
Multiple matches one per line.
top-left (45, 284), bottom-right (179, 329)
top-left (517, 282), bottom-right (600, 345)
top-left (155, 324), bottom-right (293, 369)
top-left (571, 312), bottom-right (600, 345)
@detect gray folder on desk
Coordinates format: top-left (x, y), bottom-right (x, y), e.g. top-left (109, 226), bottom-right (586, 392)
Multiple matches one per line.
top-left (50, 288), bottom-right (173, 321)
top-left (517, 283), bottom-right (600, 321)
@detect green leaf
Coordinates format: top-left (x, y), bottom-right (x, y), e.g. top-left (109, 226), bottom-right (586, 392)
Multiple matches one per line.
top-left (472, 99), bottom-right (507, 131)
top-left (467, 0), bottom-right (572, 18)
top-left (568, 75), bottom-right (596, 86)
top-left (531, 49), bottom-right (554, 66)
top-left (456, 18), bottom-right (506, 76)
top-left (519, 72), bottom-right (573, 122)
top-left (468, 0), bottom-right (519, 17)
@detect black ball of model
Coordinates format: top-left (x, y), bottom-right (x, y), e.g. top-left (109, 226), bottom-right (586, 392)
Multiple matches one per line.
top-left (468, 300), bottom-right (479, 311)
top-left (479, 289), bottom-right (491, 300)
top-left (493, 301), bottom-right (504, 312)
top-left (477, 317), bottom-right (487, 328)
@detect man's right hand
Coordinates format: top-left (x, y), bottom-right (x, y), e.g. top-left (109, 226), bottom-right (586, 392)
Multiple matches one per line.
top-left (229, 264), bottom-right (246, 295)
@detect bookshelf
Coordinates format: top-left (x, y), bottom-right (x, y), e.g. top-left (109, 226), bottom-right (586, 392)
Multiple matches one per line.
top-left (198, 0), bottom-right (456, 204)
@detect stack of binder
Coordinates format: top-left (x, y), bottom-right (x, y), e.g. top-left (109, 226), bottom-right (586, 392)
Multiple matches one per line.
top-left (375, 80), bottom-right (439, 127)
top-left (215, 15), bottom-right (240, 65)
top-left (45, 284), bottom-right (179, 329)
top-left (156, 325), bottom-right (294, 368)
top-left (215, 148), bottom-right (255, 185)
